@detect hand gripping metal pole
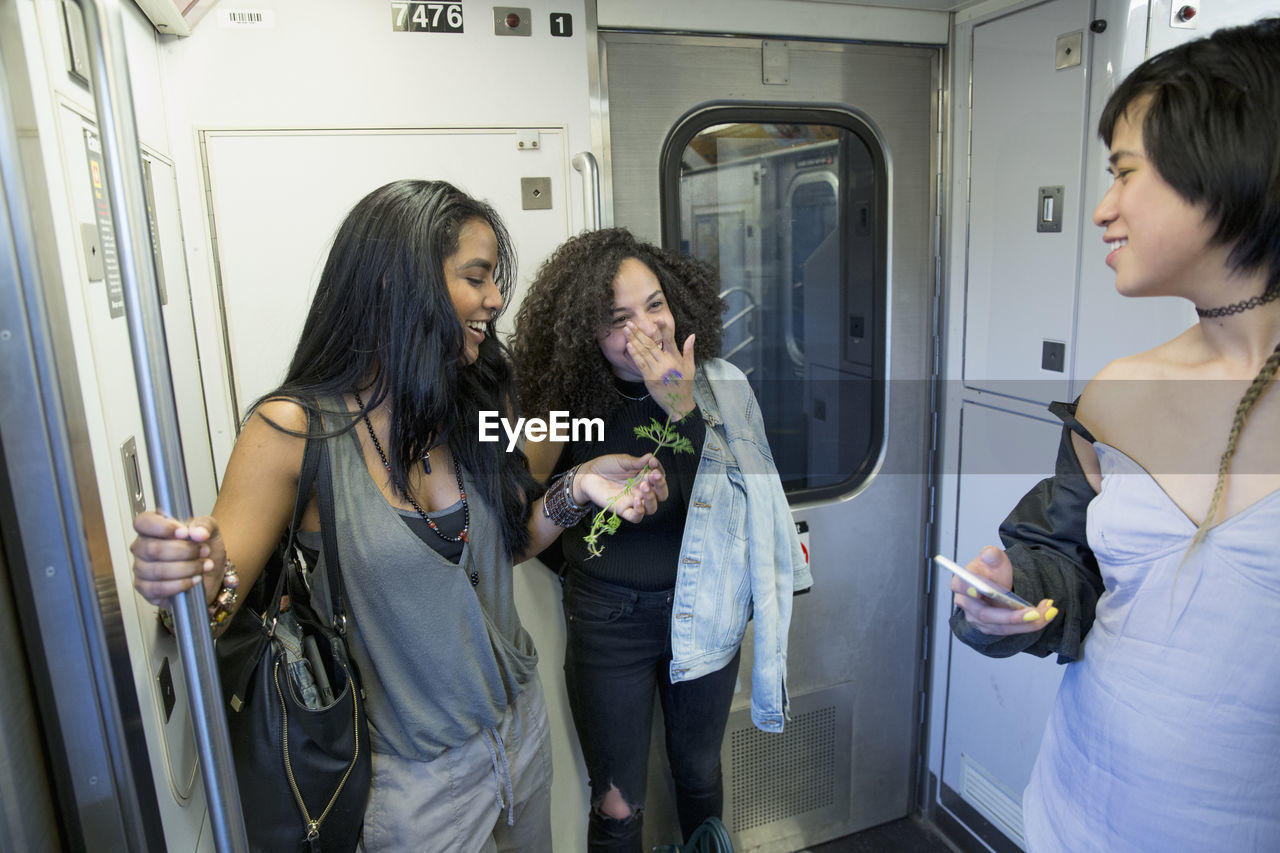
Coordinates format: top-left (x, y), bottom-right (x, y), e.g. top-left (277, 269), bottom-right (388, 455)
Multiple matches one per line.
top-left (572, 150), bottom-right (602, 230)
top-left (69, 1), bottom-right (248, 850)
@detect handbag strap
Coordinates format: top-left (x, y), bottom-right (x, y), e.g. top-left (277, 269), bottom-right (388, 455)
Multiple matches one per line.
top-left (262, 406), bottom-right (323, 621)
top-left (221, 405), bottom-right (324, 709)
top-left (314, 424), bottom-right (350, 635)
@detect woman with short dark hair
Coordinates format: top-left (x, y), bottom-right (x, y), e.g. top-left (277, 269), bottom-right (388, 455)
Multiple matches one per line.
top-left (951, 19), bottom-right (1280, 851)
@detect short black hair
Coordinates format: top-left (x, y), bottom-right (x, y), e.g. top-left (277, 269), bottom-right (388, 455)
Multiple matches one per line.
top-left (1099, 17), bottom-right (1280, 291)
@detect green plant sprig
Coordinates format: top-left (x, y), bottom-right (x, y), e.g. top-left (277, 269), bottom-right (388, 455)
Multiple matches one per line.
top-left (583, 393), bottom-right (695, 558)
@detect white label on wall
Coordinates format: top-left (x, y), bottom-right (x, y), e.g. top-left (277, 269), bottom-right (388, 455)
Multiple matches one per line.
top-left (219, 10), bottom-right (276, 28)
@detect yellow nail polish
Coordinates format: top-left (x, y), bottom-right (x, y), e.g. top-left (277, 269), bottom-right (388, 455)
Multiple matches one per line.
top-left (1045, 607), bottom-right (1059, 622)
top-left (966, 586), bottom-right (979, 598)
top-left (1023, 609), bottom-right (1042, 622)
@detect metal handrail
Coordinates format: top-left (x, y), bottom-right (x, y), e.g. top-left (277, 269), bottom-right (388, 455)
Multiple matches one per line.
top-left (718, 286), bottom-right (758, 376)
top-left (719, 285), bottom-right (758, 334)
top-left (723, 336), bottom-right (758, 363)
top-left (572, 150), bottom-right (602, 230)
top-left (69, 1), bottom-right (248, 850)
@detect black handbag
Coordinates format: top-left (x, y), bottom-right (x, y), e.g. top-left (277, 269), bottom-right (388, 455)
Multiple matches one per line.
top-left (216, 423), bottom-right (371, 852)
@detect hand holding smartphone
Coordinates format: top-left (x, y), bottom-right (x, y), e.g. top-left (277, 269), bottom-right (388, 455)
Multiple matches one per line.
top-left (933, 554), bottom-right (1032, 610)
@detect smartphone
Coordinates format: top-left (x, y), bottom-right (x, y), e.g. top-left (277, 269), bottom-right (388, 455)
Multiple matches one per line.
top-left (933, 554), bottom-right (1033, 610)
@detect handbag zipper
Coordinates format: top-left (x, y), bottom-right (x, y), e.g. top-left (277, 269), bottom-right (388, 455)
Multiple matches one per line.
top-left (274, 657), bottom-right (363, 847)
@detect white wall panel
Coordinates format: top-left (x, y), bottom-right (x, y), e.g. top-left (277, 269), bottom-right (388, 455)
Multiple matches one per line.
top-left (202, 127), bottom-right (571, 416)
top-left (939, 402), bottom-right (1065, 848)
top-left (156, 0), bottom-right (595, 470)
top-left (962, 0), bottom-right (1093, 404)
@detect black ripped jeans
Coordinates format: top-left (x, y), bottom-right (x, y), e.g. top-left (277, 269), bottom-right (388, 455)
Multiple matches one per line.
top-left (562, 570), bottom-right (741, 852)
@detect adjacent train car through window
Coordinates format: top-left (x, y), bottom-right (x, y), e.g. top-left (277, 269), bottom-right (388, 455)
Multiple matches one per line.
top-left (661, 108), bottom-right (887, 498)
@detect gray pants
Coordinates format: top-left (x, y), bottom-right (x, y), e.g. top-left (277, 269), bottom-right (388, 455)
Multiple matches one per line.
top-left (358, 672), bottom-right (553, 852)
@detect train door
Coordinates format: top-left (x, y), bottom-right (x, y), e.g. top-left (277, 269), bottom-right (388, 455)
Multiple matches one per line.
top-left (1, 0), bottom-right (221, 846)
top-left (597, 32), bottom-right (940, 851)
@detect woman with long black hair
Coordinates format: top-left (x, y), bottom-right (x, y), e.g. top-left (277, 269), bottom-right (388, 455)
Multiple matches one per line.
top-left (130, 179), bottom-right (667, 850)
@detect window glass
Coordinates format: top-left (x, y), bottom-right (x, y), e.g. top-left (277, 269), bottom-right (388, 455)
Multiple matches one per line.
top-left (666, 116), bottom-right (884, 496)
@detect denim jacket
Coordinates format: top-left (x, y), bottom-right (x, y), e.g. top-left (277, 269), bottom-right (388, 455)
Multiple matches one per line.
top-left (671, 358), bottom-right (813, 732)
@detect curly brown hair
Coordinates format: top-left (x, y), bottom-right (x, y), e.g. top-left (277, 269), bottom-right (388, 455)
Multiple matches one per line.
top-left (512, 228), bottom-right (725, 420)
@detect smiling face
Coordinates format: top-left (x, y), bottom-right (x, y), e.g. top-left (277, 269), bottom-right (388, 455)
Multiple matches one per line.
top-left (1092, 100), bottom-right (1232, 302)
top-left (445, 218), bottom-right (504, 365)
top-left (597, 257), bottom-right (675, 381)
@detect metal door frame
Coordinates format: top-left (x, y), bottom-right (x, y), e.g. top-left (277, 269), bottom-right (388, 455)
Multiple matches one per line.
top-left (0, 34), bottom-right (162, 850)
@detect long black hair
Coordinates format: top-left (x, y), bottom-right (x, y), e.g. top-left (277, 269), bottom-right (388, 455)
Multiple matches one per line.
top-left (257, 179), bottom-right (540, 558)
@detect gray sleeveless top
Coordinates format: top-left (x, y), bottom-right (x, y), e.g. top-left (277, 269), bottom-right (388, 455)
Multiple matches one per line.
top-left (302, 409), bottom-right (538, 761)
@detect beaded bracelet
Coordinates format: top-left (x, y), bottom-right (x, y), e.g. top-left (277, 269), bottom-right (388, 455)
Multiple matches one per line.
top-left (542, 465), bottom-right (592, 528)
top-left (158, 557), bottom-right (240, 634)
top-left (207, 559), bottom-right (240, 629)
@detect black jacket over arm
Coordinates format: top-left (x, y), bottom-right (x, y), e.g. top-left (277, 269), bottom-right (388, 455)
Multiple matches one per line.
top-left (949, 401), bottom-right (1105, 664)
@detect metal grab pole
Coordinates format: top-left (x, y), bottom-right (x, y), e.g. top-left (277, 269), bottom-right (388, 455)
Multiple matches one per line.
top-left (572, 150), bottom-right (602, 230)
top-left (70, 1), bottom-right (248, 850)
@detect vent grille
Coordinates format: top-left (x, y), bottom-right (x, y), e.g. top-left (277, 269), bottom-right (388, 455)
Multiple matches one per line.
top-left (961, 754), bottom-right (1025, 846)
top-left (729, 705), bottom-right (837, 832)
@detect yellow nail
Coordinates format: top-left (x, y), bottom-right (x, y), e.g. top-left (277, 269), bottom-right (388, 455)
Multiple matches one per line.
top-left (1044, 607), bottom-right (1059, 622)
top-left (966, 586), bottom-right (979, 598)
top-left (1022, 609), bottom-right (1042, 622)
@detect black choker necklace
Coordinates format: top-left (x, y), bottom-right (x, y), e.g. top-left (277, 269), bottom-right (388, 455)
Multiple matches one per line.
top-left (1197, 284), bottom-right (1280, 318)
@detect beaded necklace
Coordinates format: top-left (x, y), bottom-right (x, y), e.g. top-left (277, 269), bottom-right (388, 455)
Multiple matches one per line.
top-left (353, 392), bottom-right (476, 584)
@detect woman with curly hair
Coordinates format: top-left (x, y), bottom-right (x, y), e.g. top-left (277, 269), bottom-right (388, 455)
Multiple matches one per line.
top-left (511, 228), bottom-right (810, 851)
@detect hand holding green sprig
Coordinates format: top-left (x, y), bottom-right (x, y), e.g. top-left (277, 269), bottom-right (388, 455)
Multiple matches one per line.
top-left (583, 377), bottom-right (696, 558)
top-left (583, 323), bottom-right (698, 557)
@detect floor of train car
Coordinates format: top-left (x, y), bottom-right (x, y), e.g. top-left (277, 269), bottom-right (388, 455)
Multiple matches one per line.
top-left (798, 817), bottom-right (958, 853)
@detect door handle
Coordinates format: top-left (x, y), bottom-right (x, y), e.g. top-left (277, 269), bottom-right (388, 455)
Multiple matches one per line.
top-left (572, 150), bottom-right (602, 230)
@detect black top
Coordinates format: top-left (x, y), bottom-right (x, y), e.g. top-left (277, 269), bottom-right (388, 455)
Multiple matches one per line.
top-left (557, 378), bottom-right (706, 591)
top-left (400, 502), bottom-right (466, 564)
